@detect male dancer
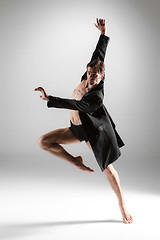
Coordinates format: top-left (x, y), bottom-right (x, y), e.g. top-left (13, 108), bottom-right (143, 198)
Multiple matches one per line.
top-left (34, 18), bottom-right (133, 224)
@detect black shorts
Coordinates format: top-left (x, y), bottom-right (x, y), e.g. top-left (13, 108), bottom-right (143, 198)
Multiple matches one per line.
top-left (69, 120), bottom-right (89, 142)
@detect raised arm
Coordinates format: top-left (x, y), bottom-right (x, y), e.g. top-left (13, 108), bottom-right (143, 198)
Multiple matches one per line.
top-left (81, 18), bottom-right (110, 81)
top-left (91, 18), bottom-right (110, 62)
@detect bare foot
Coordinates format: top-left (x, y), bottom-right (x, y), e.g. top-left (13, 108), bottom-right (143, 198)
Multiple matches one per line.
top-left (74, 156), bottom-right (94, 173)
top-left (119, 204), bottom-right (133, 224)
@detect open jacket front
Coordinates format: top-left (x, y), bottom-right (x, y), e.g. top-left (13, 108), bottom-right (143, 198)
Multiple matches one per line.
top-left (47, 34), bottom-right (125, 172)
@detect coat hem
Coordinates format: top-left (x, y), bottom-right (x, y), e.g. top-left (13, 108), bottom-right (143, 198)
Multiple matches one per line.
top-left (101, 150), bottom-right (122, 172)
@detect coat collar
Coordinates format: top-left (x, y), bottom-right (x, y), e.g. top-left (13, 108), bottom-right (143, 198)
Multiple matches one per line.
top-left (85, 76), bottom-right (104, 96)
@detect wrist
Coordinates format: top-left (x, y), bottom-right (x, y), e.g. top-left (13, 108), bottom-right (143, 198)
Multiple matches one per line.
top-left (101, 30), bottom-right (106, 35)
top-left (46, 95), bottom-right (50, 101)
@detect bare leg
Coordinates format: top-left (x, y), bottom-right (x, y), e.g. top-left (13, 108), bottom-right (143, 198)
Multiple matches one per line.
top-left (38, 127), bottom-right (94, 173)
top-left (86, 141), bottom-right (133, 224)
top-left (104, 165), bottom-right (133, 224)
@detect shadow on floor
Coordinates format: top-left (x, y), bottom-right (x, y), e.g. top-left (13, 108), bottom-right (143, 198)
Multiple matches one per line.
top-left (0, 219), bottom-right (122, 239)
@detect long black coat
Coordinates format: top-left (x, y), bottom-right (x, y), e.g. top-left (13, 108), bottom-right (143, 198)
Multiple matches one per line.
top-left (47, 34), bottom-right (125, 172)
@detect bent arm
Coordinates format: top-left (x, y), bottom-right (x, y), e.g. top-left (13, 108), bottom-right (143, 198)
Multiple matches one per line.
top-left (47, 94), bottom-right (103, 113)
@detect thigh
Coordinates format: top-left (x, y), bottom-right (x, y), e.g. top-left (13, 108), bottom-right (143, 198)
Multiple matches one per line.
top-left (41, 127), bottom-right (81, 145)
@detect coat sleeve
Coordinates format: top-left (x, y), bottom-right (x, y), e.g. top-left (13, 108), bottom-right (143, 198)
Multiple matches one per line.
top-left (90, 34), bottom-right (110, 63)
top-left (47, 94), bottom-right (103, 113)
top-left (81, 34), bottom-right (110, 81)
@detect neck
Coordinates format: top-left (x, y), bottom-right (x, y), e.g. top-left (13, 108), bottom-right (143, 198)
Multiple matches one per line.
top-left (85, 79), bottom-right (101, 90)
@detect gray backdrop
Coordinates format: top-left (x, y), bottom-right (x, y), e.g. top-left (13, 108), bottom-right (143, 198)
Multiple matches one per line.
top-left (0, 0), bottom-right (160, 194)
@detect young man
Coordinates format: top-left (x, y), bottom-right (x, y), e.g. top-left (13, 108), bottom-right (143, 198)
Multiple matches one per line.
top-left (34, 18), bottom-right (133, 224)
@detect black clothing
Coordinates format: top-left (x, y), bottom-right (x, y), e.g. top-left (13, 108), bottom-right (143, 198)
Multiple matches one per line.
top-left (69, 120), bottom-right (89, 142)
top-left (47, 34), bottom-right (125, 172)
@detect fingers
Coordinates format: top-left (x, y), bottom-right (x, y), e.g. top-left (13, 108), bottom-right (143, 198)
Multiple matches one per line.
top-left (34, 87), bottom-right (42, 91)
top-left (96, 18), bottom-right (105, 26)
top-left (96, 17), bottom-right (99, 25)
top-left (94, 18), bottom-right (105, 29)
top-left (34, 87), bottom-right (44, 92)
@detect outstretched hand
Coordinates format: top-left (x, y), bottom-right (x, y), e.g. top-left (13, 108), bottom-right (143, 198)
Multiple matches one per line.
top-left (94, 18), bottom-right (106, 35)
top-left (34, 87), bottom-right (49, 101)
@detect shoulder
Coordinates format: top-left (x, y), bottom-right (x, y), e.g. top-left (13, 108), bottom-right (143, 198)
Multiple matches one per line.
top-left (93, 90), bottom-right (104, 100)
top-left (84, 90), bottom-right (104, 101)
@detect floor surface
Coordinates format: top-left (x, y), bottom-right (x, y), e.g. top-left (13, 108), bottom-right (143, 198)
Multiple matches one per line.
top-left (0, 154), bottom-right (159, 240)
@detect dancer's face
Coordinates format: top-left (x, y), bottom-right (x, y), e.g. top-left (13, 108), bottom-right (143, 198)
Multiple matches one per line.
top-left (87, 67), bottom-right (104, 85)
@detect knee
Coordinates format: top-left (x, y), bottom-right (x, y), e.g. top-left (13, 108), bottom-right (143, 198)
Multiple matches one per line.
top-left (38, 136), bottom-right (50, 150)
top-left (104, 164), bottom-right (115, 175)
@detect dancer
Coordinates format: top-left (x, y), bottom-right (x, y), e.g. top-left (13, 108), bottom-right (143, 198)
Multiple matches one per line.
top-left (34, 18), bottom-right (133, 224)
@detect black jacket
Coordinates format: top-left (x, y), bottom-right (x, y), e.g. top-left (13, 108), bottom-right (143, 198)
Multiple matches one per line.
top-left (47, 34), bottom-right (125, 172)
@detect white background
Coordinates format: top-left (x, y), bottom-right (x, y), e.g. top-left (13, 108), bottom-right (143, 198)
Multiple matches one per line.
top-left (0, 0), bottom-right (160, 239)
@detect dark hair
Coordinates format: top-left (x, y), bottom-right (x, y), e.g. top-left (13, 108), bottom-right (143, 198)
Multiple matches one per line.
top-left (87, 59), bottom-right (105, 74)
